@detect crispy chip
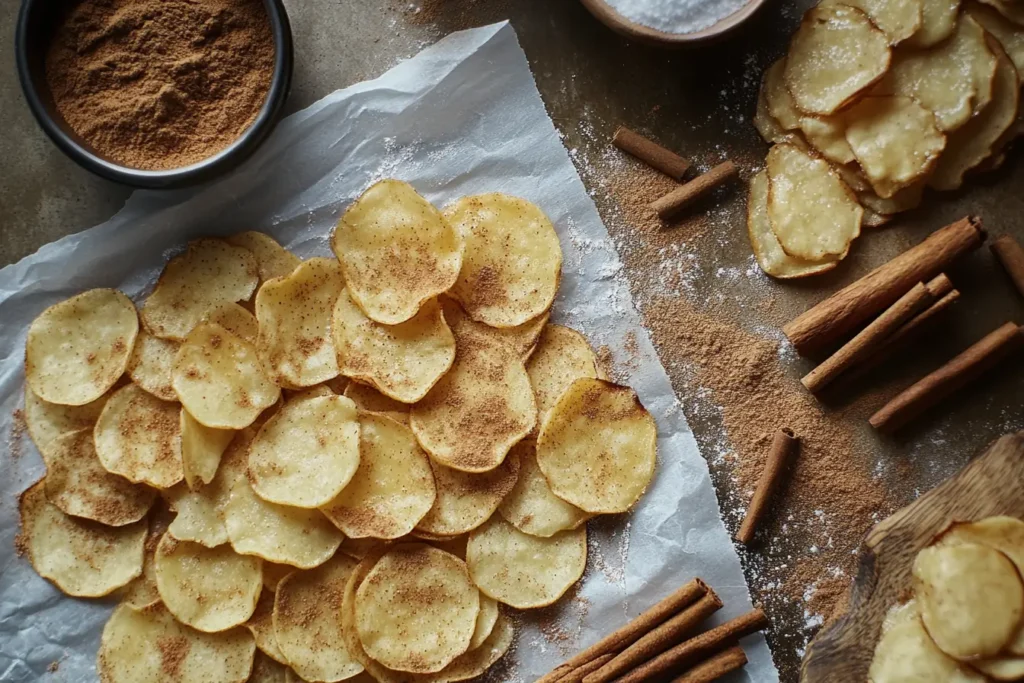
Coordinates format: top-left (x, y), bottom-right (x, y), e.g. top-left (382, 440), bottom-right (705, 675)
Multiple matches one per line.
top-left (858, 180), bottom-right (926, 215)
top-left (320, 413), bottom-right (435, 539)
top-left (537, 378), bottom-right (657, 514)
top-left (26, 289), bottom-right (138, 406)
top-left (747, 171), bottom-right (840, 280)
top-left (225, 232), bottom-right (301, 285)
top-left (203, 302), bottom-right (259, 344)
top-left (24, 387), bottom-right (111, 459)
top-left (155, 534), bottom-right (262, 632)
top-left (764, 60), bottom-right (802, 130)
top-left (467, 517), bottom-right (586, 609)
top-left (343, 382), bottom-right (410, 425)
top-left (498, 441), bottom-right (590, 538)
top-left (411, 331), bottom-right (536, 473)
top-left (764, 61), bottom-right (855, 164)
top-left (245, 591), bottom-right (288, 664)
top-left (172, 323), bottom-right (281, 430)
top-left (141, 239), bottom-right (259, 341)
top-left (942, 517), bottom-right (1024, 590)
top-left (248, 395), bottom-right (361, 508)
top-left (355, 544), bottom-right (478, 673)
top-left (844, 96), bottom-right (946, 198)
top-left (527, 325), bottom-right (599, 429)
top-left (908, 0), bottom-right (962, 47)
top-left (256, 258), bottom-right (345, 388)
top-left (970, 2), bottom-right (1024, 79)
top-left (824, 0), bottom-right (924, 44)
top-left (440, 296), bottom-right (549, 361)
top-left (165, 479), bottom-right (230, 547)
top-left (262, 562), bottom-right (294, 593)
top-left (469, 594), bottom-right (500, 651)
top-left (122, 534), bottom-right (161, 609)
top-left (334, 290), bottom-right (456, 403)
top-left (98, 602), bottom-right (255, 683)
top-left (250, 651), bottom-right (291, 683)
top-left (19, 481), bottom-right (145, 597)
top-left (755, 78), bottom-right (800, 146)
top-left (783, 5), bottom-right (891, 116)
top-left (273, 553), bottom-right (364, 682)
top-left (180, 408), bottom-right (234, 489)
top-left (126, 331), bottom-right (179, 401)
top-left (42, 429), bottom-right (155, 526)
top-left (799, 114), bottom-right (856, 165)
top-left (94, 384), bottom-right (184, 489)
top-left (445, 193), bottom-right (562, 329)
top-left (333, 179), bottom-right (462, 325)
top-left (913, 542), bottom-right (1023, 659)
top-left (415, 446), bottom-right (520, 537)
top-left (766, 142), bottom-right (863, 261)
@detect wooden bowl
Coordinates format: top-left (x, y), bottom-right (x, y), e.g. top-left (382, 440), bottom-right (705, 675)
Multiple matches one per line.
top-left (800, 432), bottom-right (1024, 682)
top-left (579, 0), bottom-right (768, 47)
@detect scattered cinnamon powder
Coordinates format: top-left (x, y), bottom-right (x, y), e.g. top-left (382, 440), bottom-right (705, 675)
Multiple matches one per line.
top-left (9, 409), bottom-right (26, 461)
top-left (156, 635), bottom-right (189, 677)
top-left (47, 660), bottom-right (60, 673)
top-left (14, 533), bottom-right (28, 558)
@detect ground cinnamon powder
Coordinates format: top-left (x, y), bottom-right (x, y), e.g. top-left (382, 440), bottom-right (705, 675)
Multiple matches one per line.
top-left (45, 0), bottom-right (275, 171)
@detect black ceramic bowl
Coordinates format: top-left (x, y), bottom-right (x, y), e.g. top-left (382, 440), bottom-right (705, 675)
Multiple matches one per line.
top-left (15, 0), bottom-right (294, 189)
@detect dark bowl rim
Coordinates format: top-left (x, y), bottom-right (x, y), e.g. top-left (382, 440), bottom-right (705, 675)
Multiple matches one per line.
top-left (15, 0), bottom-right (294, 190)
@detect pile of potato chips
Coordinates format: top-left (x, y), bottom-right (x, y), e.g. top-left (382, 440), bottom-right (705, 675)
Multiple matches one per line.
top-left (869, 516), bottom-right (1024, 681)
top-left (751, 0), bottom-right (1023, 279)
top-left (17, 179), bottom-right (659, 683)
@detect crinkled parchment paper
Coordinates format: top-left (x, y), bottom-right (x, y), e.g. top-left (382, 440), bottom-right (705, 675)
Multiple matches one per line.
top-left (0, 22), bottom-right (777, 683)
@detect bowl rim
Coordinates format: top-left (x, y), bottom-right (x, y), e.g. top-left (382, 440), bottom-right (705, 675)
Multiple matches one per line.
top-left (579, 0), bottom-right (768, 47)
top-left (15, 0), bottom-right (294, 189)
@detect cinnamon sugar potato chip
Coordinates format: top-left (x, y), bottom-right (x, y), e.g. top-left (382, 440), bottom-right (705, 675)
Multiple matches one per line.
top-left (440, 296), bottom-right (549, 361)
top-left (844, 96), bottom-right (947, 198)
top-left (343, 382), bottom-right (410, 425)
top-left (26, 288), bottom-right (138, 406)
top-left (755, 79), bottom-right (800, 146)
top-left (320, 413), bottom-right (436, 539)
top-left (470, 594), bottom-right (500, 651)
top-left (416, 446), bottom-right (520, 537)
top-left (467, 516), bottom-right (586, 609)
top-left (126, 331), bottom-right (179, 401)
top-left (262, 562), bottom-right (294, 593)
top-left (19, 481), bottom-right (145, 597)
top-left (764, 61), bottom-right (855, 164)
top-left (537, 378), bottom-right (657, 514)
top-left (446, 193), bottom-right (562, 329)
top-left (747, 171), bottom-right (840, 280)
top-left (250, 652), bottom-right (290, 683)
top-left (42, 429), bottom-right (155, 526)
top-left (165, 479), bottom-right (230, 547)
top-left (225, 232), bottom-right (301, 285)
top-left (783, 5), bottom-right (891, 116)
top-left (411, 332), bottom-right (536, 473)
top-left (498, 441), bottom-right (590, 538)
top-left (246, 591), bottom-right (288, 664)
top-left (203, 302), bottom-right (259, 344)
top-left (970, 2), bottom-right (1024, 78)
top-left (172, 323), bottom-right (281, 430)
top-left (333, 290), bottom-right (456, 404)
top-left (527, 325), bottom-right (600, 428)
top-left (24, 387), bottom-right (111, 459)
top-left (942, 518), bottom-right (1024, 607)
top-left (333, 179), bottom-right (462, 325)
top-left (155, 534), bottom-right (262, 632)
top-left (355, 544), bottom-right (479, 673)
top-left (94, 383), bottom-right (183, 489)
top-left (248, 395), bottom-right (361, 509)
top-left (98, 602), bottom-right (256, 683)
top-left (273, 553), bottom-right (364, 682)
top-left (908, 0), bottom-right (962, 47)
top-left (180, 407), bottom-right (234, 489)
top-left (766, 142), bottom-right (863, 261)
top-left (799, 114), bottom-right (856, 165)
top-left (913, 542), bottom-right (1024, 660)
top-left (122, 535), bottom-right (161, 609)
top-left (141, 238), bottom-right (259, 341)
top-left (256, 257), bottom-right (345, 388)
top-left (440, 612), bottom-right (514, 682)
top-left (858, 180), bottom-right (926, 215)
top-left (823, 0), bottom-right (924, 44)
top-left (764, 60), bottom-right (803, 130)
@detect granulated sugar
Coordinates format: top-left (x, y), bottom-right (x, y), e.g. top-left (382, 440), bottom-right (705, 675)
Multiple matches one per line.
top-left (604, 0), bottom-right (752, 35)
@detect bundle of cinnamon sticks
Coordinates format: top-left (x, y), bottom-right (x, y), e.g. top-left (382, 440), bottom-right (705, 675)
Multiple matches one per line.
top-left (538, 579), bottom-right (768, 683)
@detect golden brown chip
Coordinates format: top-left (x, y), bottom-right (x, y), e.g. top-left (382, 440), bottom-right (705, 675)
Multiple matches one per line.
top-left (225, 232), bottom-right (301, 285)
top-left (24, 387), bottom-right (111, 460)
top-left (180, 407), bottom-right (234, 489)
top-left (250, 651), bottom-right (291, 683)
top-left (498, 441), bottom-right (590, 538)
top-left (165, 478), bottom-right (230, 548)
top-left (126, 331), bottom-right (179, 401)
top-left (823, 0), bottom-right (924, 44)
top-left (979, 0), bottom-right (1024, 26)
top-left (262, 561), bottom-right (294, 593)
top-left (94, 383), bottom-right (184, 489)
top-left (908, 0), bottom-right (962, 47)
top-left (440, 296), bottom-right (549, 361)
top-left (969, 2), bottom-right (1024, 79)
top-left (245, 591), bottom-right (288, 664)
top-left (202, 302), bottom-right (259, 344)
top-left (416, 446), bottom-right (520, 537)
top-left (526, 325), bottom-right (600, 429)
top-left (342, 382), bottom-right (410, 425)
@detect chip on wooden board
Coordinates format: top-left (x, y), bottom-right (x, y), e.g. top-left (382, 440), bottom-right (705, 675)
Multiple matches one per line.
top-left (248, 395), bottom-right (361, 509)
top-left (467, 516), bottom-right (586, 610)
top-left (26, 288), bottom-right (138, 406)
top-left (24, 387), bottom-right (111, 459)
top-left (172, 323), bottom-right (281, 430)
top-left (141, 238), bottom-right (259, 341)
top-left (333, 179), bottom-right (462, 325)
top-left (415, 446), bottom-right (520, 537)
top-left (155, 534), bottom-right (262, 632)
top-left (527, 324), bottom-right (600, 430)
top-left (445, 193), bottom-right (562, 329)
top-left (256, 257), bottom-right (345, 388)
top-left (498, 441), bottom-right (590, 538)
top-left (225, 232), bottom-right (301, 286)
top-left (94, 383), bottom-right (184, 489)
top-left (272, 553), bottom-right (365, 682)
top-left (19, 481), bottom-right (146, 598)
top-left (343, 382), bottom-right (410, 425)
top-left (98, 602), bottom-right (256, 683)
top-left (320, 412), bottom-right (436, 539)
top-left (126, 330), bottom-right (179, 401)
top-left (536, 378), bottom-right (657, 514)
top-left (333, 290), bottom-right (456, 404)
top-left (41, 429), bottom-right (155, 526)
top-left (354, 544), bottom-right (479, 673)
top-left (180, 408), bottom-right (234, 489)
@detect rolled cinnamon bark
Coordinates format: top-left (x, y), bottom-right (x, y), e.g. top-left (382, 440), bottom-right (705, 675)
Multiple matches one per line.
top-left (613, 127), bottom-right (692, 180)
top-left (669, 645), bottom-right (748, 683)
top-left (583, 590), bottom-right (723, 683)
top-left (735, 429), bottom-right (799, 544)
top-left (557, 654), bottom-right (615, 683)
top-left (650, 161), bottom-right (738, 220)
top-left (784, 217), bottom-right (985, 356)
top-left (991, 235), bottom-right (1024, 299)
top-left (869, 322), bottom-right (1024, 433)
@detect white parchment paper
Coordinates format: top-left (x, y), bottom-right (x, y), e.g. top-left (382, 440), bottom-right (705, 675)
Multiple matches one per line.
top-left (0, 22), bottom-right (777, 683)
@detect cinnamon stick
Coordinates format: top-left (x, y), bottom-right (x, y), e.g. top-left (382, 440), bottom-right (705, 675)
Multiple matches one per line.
top-left (583, 591), bottom-right (723, 683)
top-left (801, 281), bottom-right (938, 393)
top-left (557, 654), bottom-right (615, 683)
top-left (669, 645), bottom-right (748, 683)
top-left (735, 429), bottom-right (799, 545)
top-left (608, 609), bottom-right (770, 683)
top-left (991, 235), bottom-right (1024, 299)
top-left (783, 216), bottom-right (985, 356)
top-left (650, 161), bottom-right (738, 220)
top-left (536, 579), bottom-right (710, 683)
top-left (870, 322), bottom-right (1024, 433)
top-left (613, 127), bottom-right (692, 181)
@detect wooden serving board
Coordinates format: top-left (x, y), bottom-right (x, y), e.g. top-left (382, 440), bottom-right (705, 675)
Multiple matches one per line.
top-left (800, 432), bottom-right (1024, 683)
